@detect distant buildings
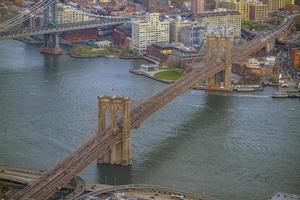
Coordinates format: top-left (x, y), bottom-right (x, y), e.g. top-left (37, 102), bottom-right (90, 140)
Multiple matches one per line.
top-left (191, 0), bottom-right (205, 16)
top-left (131, 13), bottom-right (170, 54)
top-left (262, 0), bottom-right (295, 12)
top-left (215, 0), bottom-right (295, 21)
top-left (195, 10), bottom-right (241, 37)
top-left (144, 0), bottom-right (170, 12)
top-left (98, 0), bottom-right (128, 7)
top-left (58, 6), bottom-right (91, 24)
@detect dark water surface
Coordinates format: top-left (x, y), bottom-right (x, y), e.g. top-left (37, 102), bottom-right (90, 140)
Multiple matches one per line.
top-left (0, 40), bottom-right (299, 200)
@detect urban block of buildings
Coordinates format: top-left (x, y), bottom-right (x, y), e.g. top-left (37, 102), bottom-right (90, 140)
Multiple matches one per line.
top-left (194, 10), bottom-right (241, 37)
top-left (215, 0), bottom-right (295, 21)
top-left (58, 5), bottom-right (92, 24)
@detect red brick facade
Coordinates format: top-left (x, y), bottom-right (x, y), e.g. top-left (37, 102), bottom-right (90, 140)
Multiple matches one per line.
top-left (62, 28), bottom-right (98, 42)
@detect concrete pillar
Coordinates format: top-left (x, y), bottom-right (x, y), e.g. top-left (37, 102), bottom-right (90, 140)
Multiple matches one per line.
top-left (97, 96), bottom-right (131, 166)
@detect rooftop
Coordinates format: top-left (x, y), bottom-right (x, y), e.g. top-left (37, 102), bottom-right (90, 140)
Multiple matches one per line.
top-left (152, 43), bottom-right (174, 49)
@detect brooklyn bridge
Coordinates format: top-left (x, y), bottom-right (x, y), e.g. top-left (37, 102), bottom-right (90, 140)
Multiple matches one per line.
top-left (0, 0), bottom-right (299, 199)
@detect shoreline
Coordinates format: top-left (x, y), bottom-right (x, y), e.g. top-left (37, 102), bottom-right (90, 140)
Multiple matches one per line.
top-left (129, 68), bottom-right (174, 84)
top-left (68, 49), bottom-right (141, 60)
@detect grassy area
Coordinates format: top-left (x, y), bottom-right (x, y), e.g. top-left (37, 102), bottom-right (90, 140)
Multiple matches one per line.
top-left (73, 45), bottom-right (119, 57)
top-left (154, 68), bottom-right (184, 81)
top-left (120, 48), bottom-right (138, 57)
top-left (242, 21), bottom-right (265, 30)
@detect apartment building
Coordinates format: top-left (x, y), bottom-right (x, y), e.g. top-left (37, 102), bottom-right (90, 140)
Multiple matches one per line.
top-left (261, 0), bottom-right (294, 11)
top-left (250, 2), bottom-right (268, 20)
top-left (180, 23), bottom-right (205, 48)
top-left (58, 6), bottom-right (91, 24)
top-left (170, 17), bottom-right (192, 43)
top-left (195, 10), bottom-right (241, 37)
top-left (203, 25), bottom-right (234, 42)
top-left (131, 13), bottom-right (170, 54)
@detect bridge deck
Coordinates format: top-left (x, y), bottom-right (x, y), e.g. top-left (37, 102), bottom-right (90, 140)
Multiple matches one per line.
top-left (0, 19), bottom-right (128, 40)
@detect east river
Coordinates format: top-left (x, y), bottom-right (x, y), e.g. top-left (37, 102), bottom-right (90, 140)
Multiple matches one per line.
top-left (0, 40), bottom-right (299, 200)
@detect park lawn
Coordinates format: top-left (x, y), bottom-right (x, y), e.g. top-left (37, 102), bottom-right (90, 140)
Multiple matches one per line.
top-left (154, 68), bottom-right (184, 81)
top-left (75, 46), bottom-right (119, 57)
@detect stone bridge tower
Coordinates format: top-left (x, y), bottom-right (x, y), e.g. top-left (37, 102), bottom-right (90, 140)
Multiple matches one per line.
top-left (97, 96), bottom-right (131, 166)
top-left (206, 36), bottom-right (232, 91)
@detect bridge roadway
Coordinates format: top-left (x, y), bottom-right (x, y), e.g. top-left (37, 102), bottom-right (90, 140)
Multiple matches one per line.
top-left (0, 18), bottom-right (129, 40)
top-left (11, 14), bottom-right (299, 200)
top-left (76, 184), bottom-right (216, 200)
top-left (0, 165), bottom-right (85, 198)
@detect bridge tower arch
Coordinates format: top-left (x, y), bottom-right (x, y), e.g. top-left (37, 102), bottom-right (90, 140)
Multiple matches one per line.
top-left (40, 0), bottom-right (63, 55)
top-left (206, 36), bottom-right (232, 91)
top-left (97, 96), bottom-right (132, 166)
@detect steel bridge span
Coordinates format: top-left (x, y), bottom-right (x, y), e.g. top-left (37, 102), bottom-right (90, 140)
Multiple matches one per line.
top-left (0, 19), bottom-right (129, 40)
top-left (9, 14), bottom-right (299, 200)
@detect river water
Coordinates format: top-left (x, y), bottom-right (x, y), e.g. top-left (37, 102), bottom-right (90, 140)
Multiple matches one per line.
top-left (0, 40), bottom-right (299, 200)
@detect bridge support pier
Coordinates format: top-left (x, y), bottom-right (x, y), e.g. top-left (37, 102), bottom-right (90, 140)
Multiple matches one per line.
top-left (40, 0), bottom-right (63, 55)
top-left (40, 33), bottom-right (63, 55)
top-left (97, 96), bottom-right (132, 166)
top-left (205, 36), bottom-right (232, 91)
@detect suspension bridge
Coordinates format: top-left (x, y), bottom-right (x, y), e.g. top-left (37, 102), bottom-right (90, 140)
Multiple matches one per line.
top-left (0, 0), bottom-right (298, 198)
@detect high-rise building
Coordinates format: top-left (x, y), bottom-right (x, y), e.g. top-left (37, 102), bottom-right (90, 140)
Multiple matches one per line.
top-left (192, 0), bottom-right (205, 16)
top-left (131, 13), bottom-right (170, 54)
top-left (216, 0), bottom-right (250, 20)
top-left (180, 22), bottom-right (205, 48)
top-left (249, 2), bottom-right (268, 21)
top-left (170, 17), bottom-right (192, 43)
top-left (195, 10), bottom-right (241, 37)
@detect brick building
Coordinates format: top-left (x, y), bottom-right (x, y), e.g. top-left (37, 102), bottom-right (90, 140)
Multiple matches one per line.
top-left (112, 23), bottom-right (132, 48)
top-left (290, 48), bottom-right (300, 71)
